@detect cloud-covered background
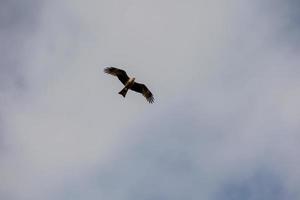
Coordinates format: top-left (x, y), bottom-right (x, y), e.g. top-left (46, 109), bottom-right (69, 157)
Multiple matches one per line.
top-left (1, 0), bottom-right (300, 199)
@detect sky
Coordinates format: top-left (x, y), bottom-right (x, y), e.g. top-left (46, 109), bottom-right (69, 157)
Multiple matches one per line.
top-left (1, 0), bottom-right (300, 199)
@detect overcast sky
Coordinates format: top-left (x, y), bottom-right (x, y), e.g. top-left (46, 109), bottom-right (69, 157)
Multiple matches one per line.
top-left (1, 0), bottom-right (300, 199)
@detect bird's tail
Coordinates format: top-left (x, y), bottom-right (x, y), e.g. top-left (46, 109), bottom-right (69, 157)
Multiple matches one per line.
top-left (118, 88), bottom-right (128, 97)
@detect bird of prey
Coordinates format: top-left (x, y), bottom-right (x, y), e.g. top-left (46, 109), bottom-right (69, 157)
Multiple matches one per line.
top-left (104, 67), bottom-right (154, 103)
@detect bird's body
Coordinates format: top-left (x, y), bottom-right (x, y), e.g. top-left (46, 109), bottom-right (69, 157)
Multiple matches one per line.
top-left (118, 77), bottom-right (135, 97)
top-left (104, 67), bottom-right (154, 103)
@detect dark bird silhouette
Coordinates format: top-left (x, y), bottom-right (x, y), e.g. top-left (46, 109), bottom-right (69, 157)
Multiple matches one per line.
top-left (104, 67), bottom-right (154, 103)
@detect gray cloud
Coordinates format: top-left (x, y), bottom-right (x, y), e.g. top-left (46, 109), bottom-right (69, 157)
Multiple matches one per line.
top-left (1, 0), bottom-right (300, 200)
top-left (0, 0), bottom-right (42, 162)
top-left (0, 0), bottom-right (42, 91)
top-left (216, 169), bottom-right (289, 200)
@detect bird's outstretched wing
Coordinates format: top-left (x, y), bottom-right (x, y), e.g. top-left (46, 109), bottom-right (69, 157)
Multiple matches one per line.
top-left (131, 82), bottom-right (154, 103)
top-left (104, 67), bottom-right (130, 85)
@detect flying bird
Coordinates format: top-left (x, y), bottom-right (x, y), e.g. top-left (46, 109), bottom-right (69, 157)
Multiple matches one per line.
top-left (104, 67), bottom-right (154, 103)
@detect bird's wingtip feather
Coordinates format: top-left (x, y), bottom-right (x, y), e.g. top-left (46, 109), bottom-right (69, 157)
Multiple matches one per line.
top-left (104, 67), bottom-right (111, 73)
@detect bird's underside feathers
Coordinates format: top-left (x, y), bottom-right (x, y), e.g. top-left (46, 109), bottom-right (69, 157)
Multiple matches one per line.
top-left (104, 67), bottom-right (154, 103)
